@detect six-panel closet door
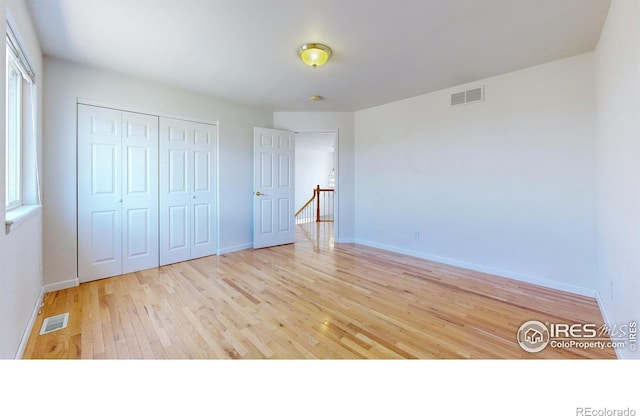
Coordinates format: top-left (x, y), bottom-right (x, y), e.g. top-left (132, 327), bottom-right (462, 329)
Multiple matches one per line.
top-left (77, 104), bottom-right (159, 282)
top-left (159, 117), bottom-right (217, 266)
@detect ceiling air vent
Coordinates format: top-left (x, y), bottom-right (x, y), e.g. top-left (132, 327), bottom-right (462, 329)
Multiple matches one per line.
top-left (39, 312), bottom-right (69, 335)
top-left (451, 86), bottom-right (484, 106)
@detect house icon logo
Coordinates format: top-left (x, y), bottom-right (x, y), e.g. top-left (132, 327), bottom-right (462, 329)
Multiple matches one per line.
top-left (517, 320), bottom-right (550, 353)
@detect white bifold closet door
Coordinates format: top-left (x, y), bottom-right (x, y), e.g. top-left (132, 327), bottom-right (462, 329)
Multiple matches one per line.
top-left (77, 104), bottom-right (159, 283)
top-left (159, 117), bottom-right (217, 266)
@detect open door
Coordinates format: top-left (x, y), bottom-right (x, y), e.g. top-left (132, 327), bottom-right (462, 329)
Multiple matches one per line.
top-left (253, 127), bottom-right (296, 249)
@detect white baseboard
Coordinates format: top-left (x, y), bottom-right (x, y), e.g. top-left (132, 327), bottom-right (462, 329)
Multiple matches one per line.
top-left (43, 277), bottom-right (79, 293)
top-left (219, 240), bottom-right (358, 252)
top-left (354, 239), bottom-right (596, 298)
top-left (218, 243), bottom-right (253, 255)
top-left (335, 238), bottom-right (355, 243)
top-left (595, 291), bottom-right (640, 360)
top-left (595, 290), bottom-right (622, 359)
top-left (15, 287), bottom-right (44, 359)
top-left (595, 290), bottom-right (613, 327)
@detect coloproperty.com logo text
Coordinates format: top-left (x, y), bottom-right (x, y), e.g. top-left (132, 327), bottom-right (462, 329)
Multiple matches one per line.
top-left (517, 320), bottom-right (637, 353)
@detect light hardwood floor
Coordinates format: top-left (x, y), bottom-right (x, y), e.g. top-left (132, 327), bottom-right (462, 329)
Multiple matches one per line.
top-left (23, 223), bottom-right (616, 359)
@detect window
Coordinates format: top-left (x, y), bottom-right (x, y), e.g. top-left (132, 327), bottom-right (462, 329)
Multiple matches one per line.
top-left (5, 46), bottom-right (22, 210)
top-left (5, 22), bottom-right (36, 217)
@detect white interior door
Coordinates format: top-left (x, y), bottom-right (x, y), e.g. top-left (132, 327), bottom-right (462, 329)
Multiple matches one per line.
top-left (190, 123), bottom-right (217, 259)
top-left (253, 127), bottom-right (295, 249)
top-left (160, 118), bottom-right (218, 265)
top-left (121, 111), bottom-right (159, 273)
top-left (160, 118), bottom-right (191, 265)
top-left (78, 105), bottom-right (123, 282)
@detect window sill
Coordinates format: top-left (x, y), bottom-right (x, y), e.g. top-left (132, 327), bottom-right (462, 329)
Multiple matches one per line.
top-left (5, 205), bottom-right (41, 234)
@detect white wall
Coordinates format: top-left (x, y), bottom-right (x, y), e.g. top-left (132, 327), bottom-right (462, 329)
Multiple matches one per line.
top-left (354, 53), bottom-right (598, 295)
top-left (0, 0), bottom-right (44, 358)
top-left (42, 57), bottom-right (272, 289)
top-left (274, 112), bottom-right (355, 242)
top-left (594, 0), bottom-right (640, 359)
top-left (295, 139), bottom-right (334, 211)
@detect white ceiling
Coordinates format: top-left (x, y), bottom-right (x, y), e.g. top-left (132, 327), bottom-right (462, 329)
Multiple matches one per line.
top-left (26, 0), bottom-right (611, 112)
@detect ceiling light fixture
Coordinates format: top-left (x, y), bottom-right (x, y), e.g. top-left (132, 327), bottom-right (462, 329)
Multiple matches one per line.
top-left (310, 95), bottom-right (323, 101)
top-left (298, 43), bottom-right (332, 68)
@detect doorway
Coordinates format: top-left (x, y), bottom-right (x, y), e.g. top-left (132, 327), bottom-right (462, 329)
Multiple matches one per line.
top-left (294, 131), bottom-right (337, 247)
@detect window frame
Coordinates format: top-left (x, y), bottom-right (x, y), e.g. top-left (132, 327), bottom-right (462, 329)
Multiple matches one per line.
top-left (5, 46), bottom-right (23, 211)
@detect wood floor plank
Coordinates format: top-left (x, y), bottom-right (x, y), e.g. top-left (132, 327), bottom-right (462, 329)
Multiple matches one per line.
top-left (22, 225), bottom-right (617, 359)
top-left (79, 285), bottom-right (93, 359)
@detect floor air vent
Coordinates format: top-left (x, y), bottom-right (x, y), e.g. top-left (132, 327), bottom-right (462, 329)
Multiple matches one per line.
top-left (39, 313), bottom-right (69, 335)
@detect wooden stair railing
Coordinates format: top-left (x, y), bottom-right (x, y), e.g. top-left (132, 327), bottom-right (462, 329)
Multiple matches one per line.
top-left (295, 194), bottom-right (315, 217)
top-left (315, 185), bottom-right (334, 222)
top-left (295, 185), bottom-right (334, 223)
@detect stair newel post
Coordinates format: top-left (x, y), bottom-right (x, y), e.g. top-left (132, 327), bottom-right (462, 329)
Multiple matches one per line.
top-left (315, 185), bottom-right (321, 223)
